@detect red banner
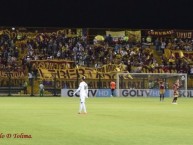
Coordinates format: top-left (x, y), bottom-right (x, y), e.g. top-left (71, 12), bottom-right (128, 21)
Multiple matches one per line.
top-left (175, 31), bottom-right (193, 39)
top-left (147, 30), bottom-right (174, 36)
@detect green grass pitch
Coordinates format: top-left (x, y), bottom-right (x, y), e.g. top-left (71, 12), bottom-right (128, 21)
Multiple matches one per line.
top-left (0, 97), bottom-right (193, 145)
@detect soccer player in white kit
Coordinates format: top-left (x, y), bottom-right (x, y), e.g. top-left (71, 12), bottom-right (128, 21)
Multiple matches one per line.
top-left (73, 76), bottom-right (88, 114)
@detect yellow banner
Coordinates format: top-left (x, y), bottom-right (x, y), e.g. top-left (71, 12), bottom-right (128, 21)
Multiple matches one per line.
top-left (0, 71), bottom-right (25, 78)
top-left (30, 60), bottom-right (74, 69)
top-left (106, 31), bottom-right (125, 37)
top-left (126, 30), bottom-right (141, 42)
top-left (38, 64), bottom-right (126, 80)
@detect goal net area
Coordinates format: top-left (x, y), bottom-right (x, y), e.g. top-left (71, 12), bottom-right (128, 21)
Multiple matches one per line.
top-left (116, 73), bottom-right (187, 97)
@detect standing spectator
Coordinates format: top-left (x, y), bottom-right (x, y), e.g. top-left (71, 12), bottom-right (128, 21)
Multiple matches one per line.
top-left (155, 38), bottom-right (161, 51)
top-left (126, 60), bottom-right (132, 72)
top-left (141, 37), bottom-right (147, 49)
top-left (39, 82), bottom-right (44, 97)
top-left (158, 80), bottom-right (165, 102)
top-left (28, 71), bottom-right (33, 86)
top-left (32, 66), bottom-right (38, 80)
top-left (189, 65), bottom-right (193, 74)
top-left (110, 80), bottom-right (116, 97)
top-left (160, 39), bottom-right (166, 54)
top-left (23, 81), bottom-right (28, 95)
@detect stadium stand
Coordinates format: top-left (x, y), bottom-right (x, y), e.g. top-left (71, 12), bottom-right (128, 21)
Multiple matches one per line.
top-left (0, 28), bottom-right (193, 95)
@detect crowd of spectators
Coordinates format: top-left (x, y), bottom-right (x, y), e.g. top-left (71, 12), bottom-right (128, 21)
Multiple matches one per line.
top-left (0, 31), bottom-right (20, 71)
top-left (156, 37), bottom-right (193, 74)
top-left (0, 29), bottom-right (193, 77)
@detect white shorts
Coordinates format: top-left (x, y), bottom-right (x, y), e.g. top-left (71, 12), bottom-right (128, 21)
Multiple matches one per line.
top-left (80, 95), bottom-right (86, 103)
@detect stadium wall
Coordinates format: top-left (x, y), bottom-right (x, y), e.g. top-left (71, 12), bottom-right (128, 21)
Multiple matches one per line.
top-left (61, 89), bottom-right (192, 97)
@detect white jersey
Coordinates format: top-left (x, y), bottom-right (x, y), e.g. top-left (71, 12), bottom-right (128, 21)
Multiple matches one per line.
top-left (74, 81), bottom-right (88, 100)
